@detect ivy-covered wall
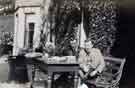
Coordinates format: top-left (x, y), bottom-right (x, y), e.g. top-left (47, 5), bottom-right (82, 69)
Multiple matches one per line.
top-left (44, 0), bottom-right (117, 56)
top-left (86, 0), bottom-right (117, 56)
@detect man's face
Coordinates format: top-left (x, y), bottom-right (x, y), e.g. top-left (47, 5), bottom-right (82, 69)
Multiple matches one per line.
top-left (47, 45), bottom-right (54, 52)
top-left (85, 43), bottom-right (92, 53)
top-left (70, 40), bottom-right (77, 48)
top-left (85, 41), bottom-right (93, 49)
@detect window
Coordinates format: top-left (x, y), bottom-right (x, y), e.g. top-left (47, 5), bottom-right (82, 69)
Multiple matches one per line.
top-left (24, 22), bottom-right (35, 48)
top-left (28, 23), bottom-right (34, 48)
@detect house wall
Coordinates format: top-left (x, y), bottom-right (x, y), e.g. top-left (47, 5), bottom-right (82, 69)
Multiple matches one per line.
top-left (0, 15), bottom-right (14, 32)
top-left (13, 6), bottom-right (42, 55)
top-left (15, 0), bottom-right (43, 8)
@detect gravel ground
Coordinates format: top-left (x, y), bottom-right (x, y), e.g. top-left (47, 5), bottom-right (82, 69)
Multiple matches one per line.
top-left (0, 55), bottom-right (47, 88)
top-left (0, 82), bottom-right (31, 88)
top-left (0, 56), bottom-right (9, 82)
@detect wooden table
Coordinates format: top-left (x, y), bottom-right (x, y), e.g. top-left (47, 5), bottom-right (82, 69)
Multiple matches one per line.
top-left (47, 63), bottom-right (79, 88)
top-left (26, 57), bottom-right (79, 88)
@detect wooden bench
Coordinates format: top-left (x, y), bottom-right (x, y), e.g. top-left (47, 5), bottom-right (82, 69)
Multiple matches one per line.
top-left (86, 56), bottom-right (126, 88)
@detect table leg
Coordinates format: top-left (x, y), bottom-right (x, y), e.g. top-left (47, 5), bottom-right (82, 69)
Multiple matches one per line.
top-left (47, 73), bottom-right (52, 88)
top-left (32, 65), bottom-right (36, 81)
top-left (27, 65), bottom-right (35, 88)
top-left (74, 72), bottom-right (78, 88)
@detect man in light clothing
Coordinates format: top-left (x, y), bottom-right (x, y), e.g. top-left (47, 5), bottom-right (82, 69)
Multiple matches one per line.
top-left (78, 40), bottom-right (105, 82)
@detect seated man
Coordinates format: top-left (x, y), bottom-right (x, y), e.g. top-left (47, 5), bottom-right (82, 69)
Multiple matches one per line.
top-left (54, 40), bottom-right (78, 88)
top-left (78, 40), bottom-right (105, 86)
top-left (44, 42), bottom-right (55, 57)
top-left (70, 39), bottom-right (78, 56)
top-left (62, 39), bottom-right (78, 56)
top-left (34, 41), bottom-right (55, 57)
top-left (9, 48), bottom-right (29, 83)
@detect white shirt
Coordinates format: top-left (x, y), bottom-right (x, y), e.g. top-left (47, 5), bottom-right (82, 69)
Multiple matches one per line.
top-left (78, 48), bottom-right (105, 73)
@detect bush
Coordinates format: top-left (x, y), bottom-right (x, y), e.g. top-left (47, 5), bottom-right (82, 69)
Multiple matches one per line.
top-left (0, 31), bottom-right (13, 56)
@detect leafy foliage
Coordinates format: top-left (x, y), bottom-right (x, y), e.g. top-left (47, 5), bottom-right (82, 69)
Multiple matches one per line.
top-left (86, 0), bottom-right (117, 56)
top-left (0, 0), bottom-right (15, 15)
top-left (0, 31), bottom-right (13, 45)
top-left (0, 31), bottom-right (13, 55)
top-left (49, 0), bottom-right (117, 56)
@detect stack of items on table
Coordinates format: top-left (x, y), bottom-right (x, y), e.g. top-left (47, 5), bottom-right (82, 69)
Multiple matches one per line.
top-left (44, 56), bottom-right (77, 64)
top-left (25, 52), bottom-right (77, 64)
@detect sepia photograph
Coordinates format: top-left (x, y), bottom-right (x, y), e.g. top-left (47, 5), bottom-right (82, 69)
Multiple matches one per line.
top-left (0, 0), bottom-right (134, 88)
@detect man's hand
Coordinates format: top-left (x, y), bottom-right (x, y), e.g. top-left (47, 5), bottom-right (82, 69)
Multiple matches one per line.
top-left (90, 70), bottom-right (97, 77)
